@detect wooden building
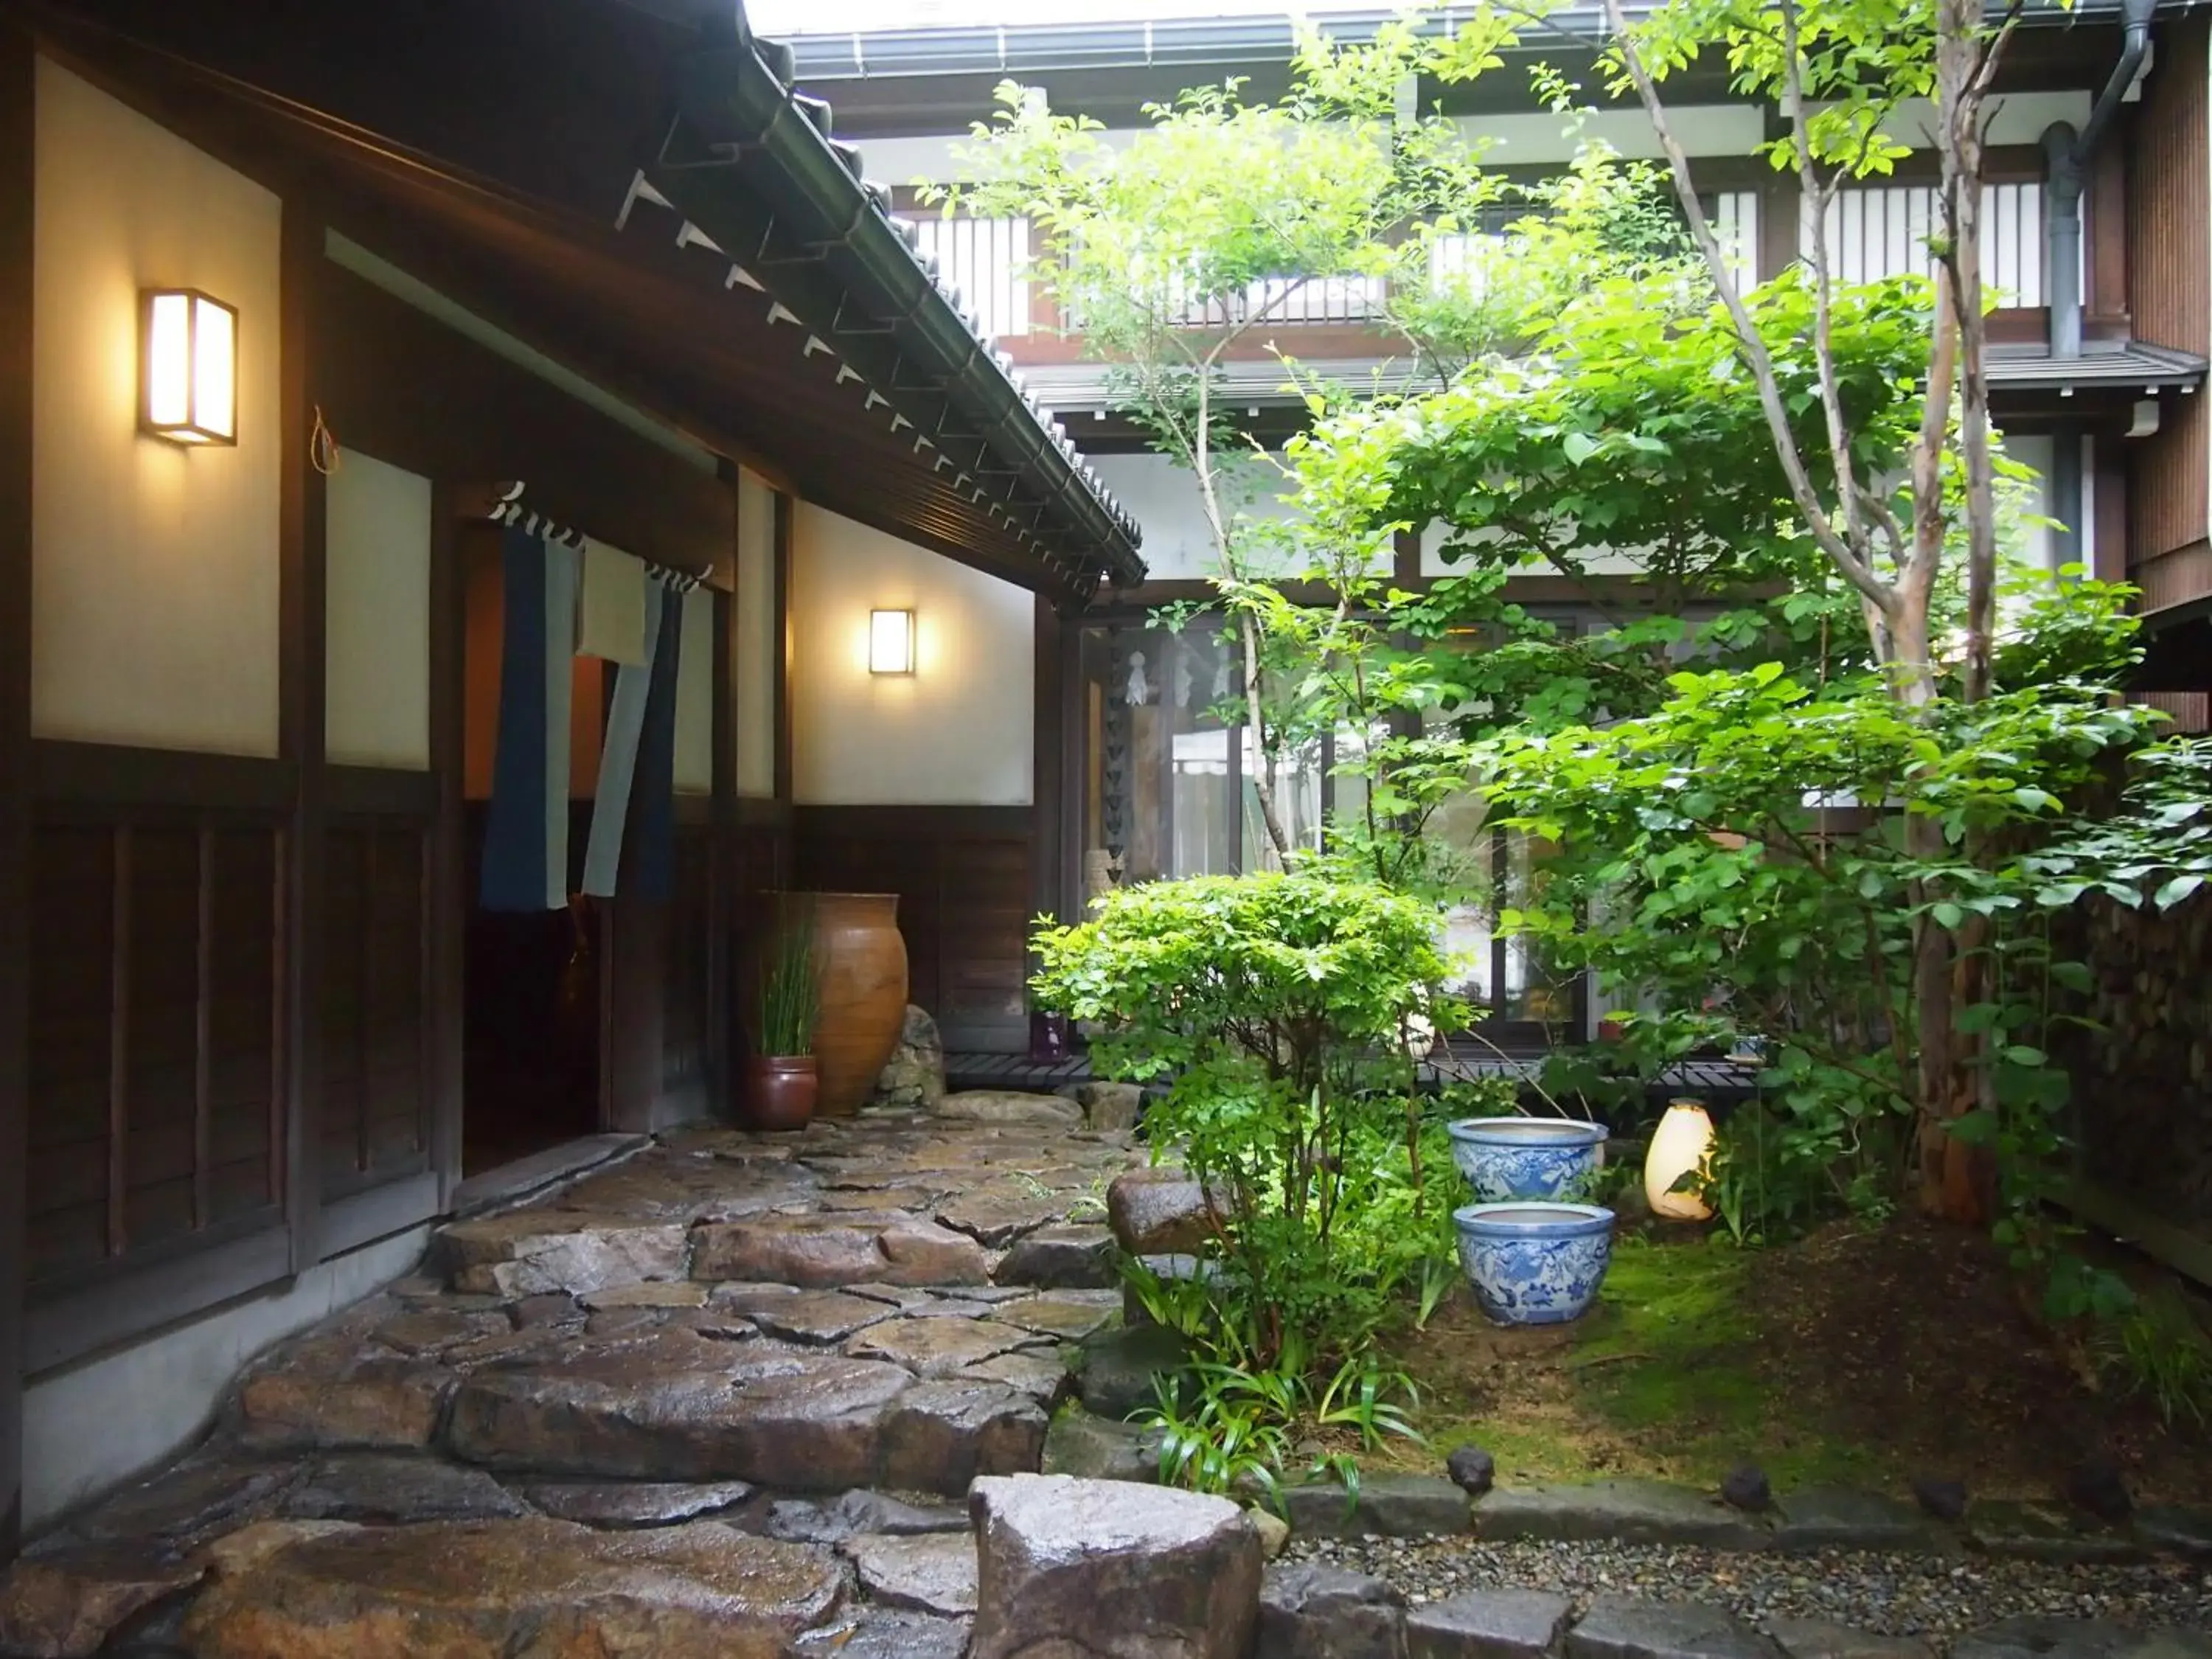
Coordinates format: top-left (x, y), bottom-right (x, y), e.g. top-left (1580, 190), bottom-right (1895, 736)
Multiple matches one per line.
top-left (0, 0), bottom-right (1144, 1549)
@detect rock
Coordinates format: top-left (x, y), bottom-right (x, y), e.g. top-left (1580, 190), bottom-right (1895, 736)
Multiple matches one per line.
top-left (938, 1183), bottom-right (1071, 1247)
top-left (936, 1090), bottom-right (1084, 1128)
top-left (1284, 1475), bottom-right (1468, 1539)
top-left (1446, 1446), bottom-right (1496, 1499)
top-left (369, 1307), bottom-right (507, 1355)
top-left (507, 1290), bottom-right (585, 1328)
top-left (969, 1474), bottom-right (1262, 1659)
top-left (693, 1214), bottom-right (991, 1288)
top-left (1079, 1323), bottom-right (1192, 1421)
top-left (2063, 1454), bottom-right (2134, 1525)
top-left (962, 1349), bottom-right (1074, 1405)
top-left (1043, 1408), bottom-right (1165, 1483)
top-left (1406, 1588), bottom-right (1573, 1659)
top-left (767, 1489), bottom-right (966, 1546)
top-left (996, 1224), bottom-right (1116, 1290)
top-left (997, 1290), bottom-right (1122, 1343)
top-left (0, 1544), bottom-right (203, 1659)
top-left (77, 1458), bottom-right (294, 1551)
top-left (2135, 1502), bottom-right (2212, 1558)
top-left (445, 1329), bottom-right (917, 1489)
top-left (1471, 1481), bottom-right (1773, 1551)
top-left (1952, 1617), bottom-right (2212, 1659)
top-left (1251, 1507), bottom-right (1291, 1559)
top-left (880, 1380), bottom-right (1050, 1494)
top-left (434, 1211), bottom-right (689, 1298)
top-left (1773, 1487), bottom-right (1933, 1553)
top-left (1565, 1596), bottom-right (1782, 1659)
top-left (847, 1315), bottom-right (1045, 1379)
top-left (580, 1280), bottom-right (709, 1310)
top-left (748, 1290), bottom-right (900, 1344)
top-left (181, 1517), bottom-right (844, 1658)
top-left (199, 1520), bottom-right (359, 1577)
top-left (1257, 1560), bottom-right (1405, 1658)
top-left (1769, 1620), bottom-right (1937, 1659)
top-left (517, 1481), bottom-right (756, 1528)
top-left (1076, 1082), bottom-right (1144, 1133)
top-left (844, 1531), bottom-right (979, 1617)
top-left (800, 1609), bottom-right (972, 1659)
top-left (1109, 1168), bottom-right (1228, 1254)
top-left (232, 1334), bottom-right (453, 1452)
top-left (1720, 1465), bottom-right (1772, 1514)
top-left (1964, 1500), bottom-right (2144, 1565)
top-left (279, 1455), bottom-right (531, 1524)
top-left (871, 1005), bottom-right (947, 1112)
top-left (1910, 1475), bottom-right (1969, 1523)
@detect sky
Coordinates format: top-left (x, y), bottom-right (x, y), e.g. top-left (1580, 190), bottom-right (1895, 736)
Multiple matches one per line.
top-left (748, 1), bottom-right (1381, 35)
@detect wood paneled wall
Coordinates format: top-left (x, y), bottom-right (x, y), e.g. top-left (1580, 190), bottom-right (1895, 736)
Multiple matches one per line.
top-left (790, 807), bottom-right (1034, 1051)
top-left (321, 815), bottom-right (432, 1194)
top-left (2127, 17), bottom-right (2212, 583)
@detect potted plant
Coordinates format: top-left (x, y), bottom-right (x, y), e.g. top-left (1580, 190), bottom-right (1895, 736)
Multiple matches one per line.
top-left (747, 913), bottom-right (820, 1131)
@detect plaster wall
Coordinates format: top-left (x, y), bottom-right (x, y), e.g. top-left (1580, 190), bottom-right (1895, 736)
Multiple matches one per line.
top-left (735, 470), bottom-right (779, 797)
top-left (324, 451), bottom-right (433, 769)
top-left (31, 58), bottom-right (284, 756)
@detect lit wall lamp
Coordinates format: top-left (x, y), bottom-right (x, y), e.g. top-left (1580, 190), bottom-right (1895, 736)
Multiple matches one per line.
top-left (869, 608), bottom-right (915, 675)
top-left (140, 288), bottom-right (237, 445)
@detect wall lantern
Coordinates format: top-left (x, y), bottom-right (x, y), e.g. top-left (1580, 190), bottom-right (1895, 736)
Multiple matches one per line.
top-left (1644, 1098), bottom-right (1716, 1222)
top-left (869, 608), bottom-right (915, 675)
top-left (140, 288), bottom-right (237, 445)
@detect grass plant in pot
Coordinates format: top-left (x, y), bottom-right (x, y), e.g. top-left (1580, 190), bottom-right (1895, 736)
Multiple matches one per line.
top-left (747, 913), bottom-right (820, 1132)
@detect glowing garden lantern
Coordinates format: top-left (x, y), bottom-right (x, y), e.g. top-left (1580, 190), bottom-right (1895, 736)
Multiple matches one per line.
top-left (1644, 1099), bottom-right (1716, 1221)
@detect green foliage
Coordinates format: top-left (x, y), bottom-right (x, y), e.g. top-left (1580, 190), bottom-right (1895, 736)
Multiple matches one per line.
top-left (754, 912), bottom-right (819, 1057)
top-left (1141, 1351), bottom-right (1425, 1506)
top-left (2094, 1287), bottom-right (2212, 1433)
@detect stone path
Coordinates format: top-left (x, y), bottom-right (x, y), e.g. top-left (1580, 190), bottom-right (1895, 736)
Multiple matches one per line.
top-left (0, 1105), bottom-right (1134, 1657)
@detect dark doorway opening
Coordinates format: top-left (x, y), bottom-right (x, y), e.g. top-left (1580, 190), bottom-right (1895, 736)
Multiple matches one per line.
top-left (458, 525), bottom-right (606, 1176)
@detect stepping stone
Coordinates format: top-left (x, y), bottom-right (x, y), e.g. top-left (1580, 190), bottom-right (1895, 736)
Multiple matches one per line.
top-left (692, 1214), bottom-right (990, 1288)
top-left (823, 1185), bottom-right (946, 1214)
top-left (844, 1531), bottom-right (979, 1616)
top-left (995, 1225), bottom-right (1116, 1288)
top-left (444, 1327), bottom-right (917, 1489)
top-left (233, 1332), bottom-right (454, 1453)
top-left (181, 1517), bottom-right (844, 1656)
top-left (551, 1152), bottom-right (819, 1225)
top-left (279, 1454), bottom-right (530, 1525)
top-left (934, 1090), bottom-right (1083, 1127)
top-left (799, 1609), bottom-right (973, 1659)
top-left (1567, 1596), bottom-right (1783, 1659)
top-left (1966, 1500), bottom-right (2145, 1565)
top-left (517, 1480), bottom-right (756, 1528)
top-left (996, 1290), bottom-right (1121, 1341)
top-left (1769, 1619), bottom-right (1936, 1659)
top-left (1257, 1559), bottom-right (1405, 1656)
top-left (0, 1542), bottom-right (204, 1659)
top-left (580, 1280), bottom-right (709, 1310)
top-left (938, 1183), bottom-right (1074, 1246)
top-left (881, 1380), bottom-right (1050, 1493)
top-left (369, 1306), bottom-right (509, 1356)
top-left (1773, 1487), bottom-right (1936, 1553)
top-left (1042, 1408), bottom-right (1164, 1483)
top-left (750, 1290), bottom-right (900, 1344)
top-left (434, 1210), bottom-right (690, 1298)
top-left (845, 1284), bottom-right (949, 1310)
top-left (769, 1489), bottom-right (968, 1545)
top-left (2135, 1503), bottom-right (2212, 1558)
top-left (970, 1474), bottom-right (1262, 1659)
top-left (846, 1316), bottom-right (1044, 1378)
top-left (1472, 1481), bottom-right (1775, 1551)
top-left (1408, 1587), bottom-right (1573, 1659)
top-left (1953, 1618), bottom-right (2212, 1659)
top-left (961, 1349), bottom-right (1073, 1405)
top-left (77, 1457), bottom-right (294, 1551)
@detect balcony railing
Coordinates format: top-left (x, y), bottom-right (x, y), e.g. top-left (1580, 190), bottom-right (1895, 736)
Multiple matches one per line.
top-left (908, 212), bottom-right (1034, 339)
top-left (1806, 181), bottom-right (2053, 307)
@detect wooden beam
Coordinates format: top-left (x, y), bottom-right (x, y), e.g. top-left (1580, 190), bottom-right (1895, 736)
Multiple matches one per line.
top-left (281, 199), bottom-right (328, 1275)
top-left (0, 19), bottom-right (33, 1562)
top-left (1031, 595), bottom-right (1064, 956)
top-left (709, 481), bottom-right (740, 1113)
top-left (428, 496), bottom-right (467, 1208)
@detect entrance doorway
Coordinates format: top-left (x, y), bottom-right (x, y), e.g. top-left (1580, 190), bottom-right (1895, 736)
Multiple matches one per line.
top-left (458, 523), bottom-right (605, 1175)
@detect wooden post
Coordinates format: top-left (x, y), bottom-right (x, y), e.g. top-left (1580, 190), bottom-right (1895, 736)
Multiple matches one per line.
top-left (426, 490), bottom-right (467, 1207)
top-left (0, 17), bottom-right (35, 1565)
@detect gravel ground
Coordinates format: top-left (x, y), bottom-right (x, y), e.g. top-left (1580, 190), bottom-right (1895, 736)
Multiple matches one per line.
top-left (1284, 1536), bottom-right (2212, 1646)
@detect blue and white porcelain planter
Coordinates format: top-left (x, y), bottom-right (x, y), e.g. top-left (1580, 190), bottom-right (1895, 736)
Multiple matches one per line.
top-left (1453, 1202), bottom-right (1615, 1326)
top-left (1446, 1116), bottom-right (1610, 1203)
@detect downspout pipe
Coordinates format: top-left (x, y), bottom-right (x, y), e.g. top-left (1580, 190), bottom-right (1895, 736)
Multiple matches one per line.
top-left (2044, 0), bottom-right (2156, 359)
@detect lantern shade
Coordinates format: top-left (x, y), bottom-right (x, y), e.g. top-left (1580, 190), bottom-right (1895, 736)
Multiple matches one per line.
top-left (140, 288), bottom-right (237, 445)
top-left (868, 608), bottom-right (914, 675)
top-left (1644, 1099), bottom-right (1716, 1221)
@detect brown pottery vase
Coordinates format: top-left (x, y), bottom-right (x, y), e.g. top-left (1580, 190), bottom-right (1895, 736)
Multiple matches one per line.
top-left (759, 891), bottom-right (908, 1118)
top-left (745, 1055), bottom-right (818, 1132)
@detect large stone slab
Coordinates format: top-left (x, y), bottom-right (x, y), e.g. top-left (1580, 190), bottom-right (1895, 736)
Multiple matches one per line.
top-left (768, 1489), bottom-right (968, 1545)
top-left (692, 1214), bottom-right (991, 1288)
top-left (1566, 1597), bottom-right (1783, 1659)
top-left (998, 1290), bottom-right (1122, 1342)
top-left (846, 1315), bottom-right (1045, 1378)
top-left (444, 1329), bottom-right (917, 1489)
top-left (996, 1223), bottom-right (1117, 1289)
top-left (279, 1454), bottom-right (531, 1525)
top-left (1256, 1560), bottom-right (1407, 1658)
top-left (1472, 1481), bottom-right (1774, 1551)
top-left (0, 1543), bottom-right (203, 1659)
top-left (969, 1473), bottom-right (1262, 1659)
top-left (1284, 1475), bottom-right (1469, 1539)
top-left (76, 1457), bottom-right (295, 1551)
top-left (800, 1610), bottom-right (973, 1659)
top-left (1952, 1618), bottom-right (2212, 1659)
top-left (181, 1517), bottom-right (843, 1659)
top-left (844, 1531), bottom-right (980, 1617)
top-left (1407, 1587), bottom-right (1573, 1659)
top-left (516, 1479), bottom-right (756, 1528)
top-left (233, 1332), bottom-right (454, 1453)
top-left (939, 1183), bottom-right (1074, 1246)
top-left (880, 1380), bottom-right (1051, 1493)
top-left (1043, 1409), bottom-right (1164, 1483)
top-left (1768, 1620), bottom-right (1936, 1659)
top-left (935, 1090), bottom-right (1084, 1128)
top-left (1773, 1487), bottom-right (1937, 1553)
top-left (434, 1209), bottom-right (690, 1298)
top-left (963, 1348), bottom-right (1074, 1405)
top-left (748, 1290), bottom-right (900, 1344)
top-left (1966, 1500), bottom-right (2145, 1565)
